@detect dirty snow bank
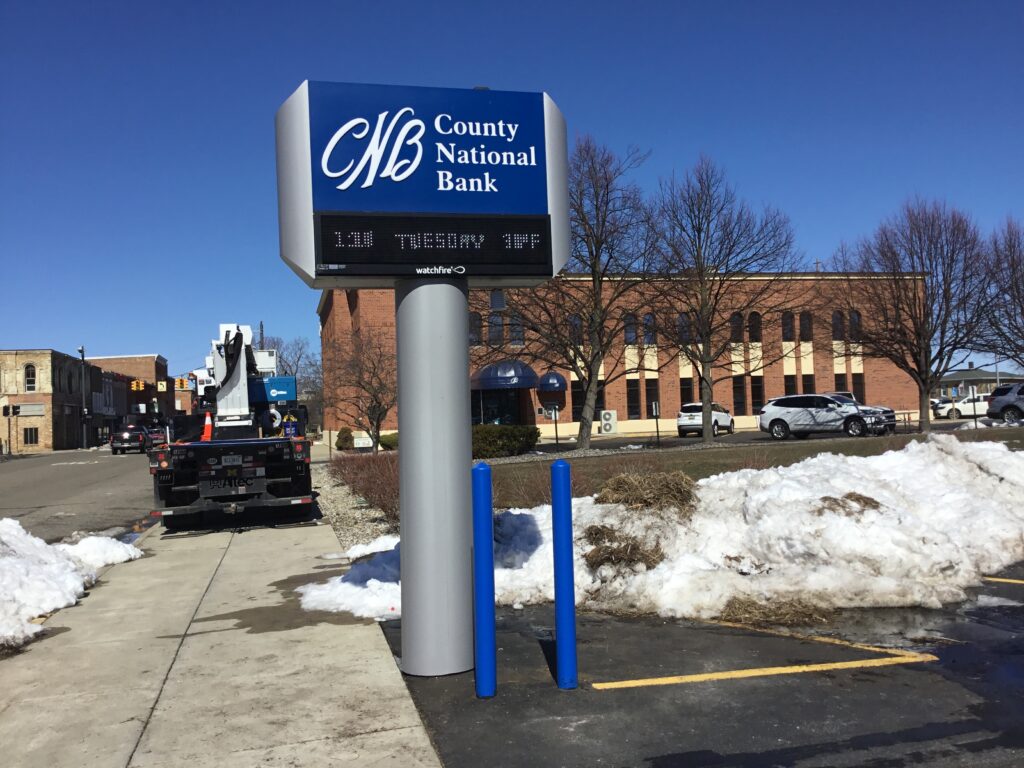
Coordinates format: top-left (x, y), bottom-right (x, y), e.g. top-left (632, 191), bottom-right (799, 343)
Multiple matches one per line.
top-left (0, 520), bottom-right (142, 649)
top-left (299, 436), bottom-right (1024, 621)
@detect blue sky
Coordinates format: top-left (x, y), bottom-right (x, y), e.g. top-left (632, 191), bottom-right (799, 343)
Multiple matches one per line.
top-left (2, 1), bottom-right (1021, 375)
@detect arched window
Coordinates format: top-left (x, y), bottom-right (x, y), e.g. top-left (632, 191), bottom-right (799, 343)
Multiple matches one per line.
top-left (747, 312), bottom-right (762, 343)
top-left (729, 312), bottom-right (744, 343)
top-left (489, 289), bottom-right (506, 311)
top-left (677, 312), bottom-right (692, 344)
top-left (849, 310), bottom-right (862, 342)
top-left (623, 313), bottom-right (638, 345)
top-left (831, 311), bottom-right (846, 341)
top-left (24, 364), bottom-right (36, 392)
top-left (488, 312), bottom-right (504, 345)
top-left (508, 313), bottom-right (524, 346)
top-left (642, 313), bottom-right (657, 345)
top-left (569, 314), bottom-right (583, 346)
top-left (799, 311), bottom-right (814, 342)
top-left (468, 312), bottom-right (482, 346)
top-left (782, 312), bottom-right (795, 342)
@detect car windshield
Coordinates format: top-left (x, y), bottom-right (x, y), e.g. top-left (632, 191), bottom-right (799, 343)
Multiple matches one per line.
top-left (679, 405), bottom-right (702, 413)
top-left (991, 385), bottom-right (1012, 397)
top-left (829, 395), bottom-right (856, 405)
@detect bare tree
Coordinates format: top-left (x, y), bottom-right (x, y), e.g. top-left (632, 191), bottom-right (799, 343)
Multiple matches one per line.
top-left (263, 336), bottom-right (312, 377)
top-left (978, 218), bottom-right (1024, 368)
top-left (480, 136), bottom-right (659, 448)
top-left (323, 328), bottom-right (397, 452)
top-left (834, 200), bottom-right (986, 432)
top-left (651, 156), bottom-right (803, 444)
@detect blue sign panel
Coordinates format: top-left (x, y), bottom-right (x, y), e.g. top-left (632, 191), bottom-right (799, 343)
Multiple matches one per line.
top-left (248, 376), bottom-right (297, 404)
top-left (276, 80), bottom-right (569, 288)
top-left (307, 82), bottom-right (548, 216)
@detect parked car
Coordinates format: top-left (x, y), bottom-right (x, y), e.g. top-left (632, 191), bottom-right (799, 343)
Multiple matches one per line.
top-left (986, 382), bottom-right (1024, 424)
top-left (934, 394), bottom-right (989, 419)
top-left (758, 394), bottom-right (896, 440)
top-left (110, 424), bottom-right (151, 454)
top-left (677, 402), bottom-right (734, 437)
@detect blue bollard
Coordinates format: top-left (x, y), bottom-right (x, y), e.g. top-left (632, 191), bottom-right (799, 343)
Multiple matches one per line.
top-left (550, 459), bottom-right (578, 689)
top-left (472, 462), bottom-right (497, 698)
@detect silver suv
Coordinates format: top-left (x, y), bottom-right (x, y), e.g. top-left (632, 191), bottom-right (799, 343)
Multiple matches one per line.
top-left (986, 382), bottom-right (1024, 424)
top-left (759, 394), bottom-right (896, 440)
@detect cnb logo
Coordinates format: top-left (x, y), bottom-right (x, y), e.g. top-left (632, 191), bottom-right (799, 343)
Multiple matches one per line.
top-left (321, 108), bottom-right (425, 190)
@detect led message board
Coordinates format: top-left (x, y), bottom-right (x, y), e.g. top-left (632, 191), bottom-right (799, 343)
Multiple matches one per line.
top-left (275, 81), bottom-right (568, 287)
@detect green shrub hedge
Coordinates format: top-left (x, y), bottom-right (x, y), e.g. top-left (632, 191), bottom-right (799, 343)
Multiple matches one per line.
top-left (334, 427), bottom-right (354, 451)
top-left (471, 424), bottom-right (540, 459)
top-left (378, 433), bottom-right (400, 451)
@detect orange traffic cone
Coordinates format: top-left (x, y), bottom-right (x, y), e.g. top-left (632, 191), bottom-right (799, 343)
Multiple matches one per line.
top-left (201, 411), bottom-right (213, 442)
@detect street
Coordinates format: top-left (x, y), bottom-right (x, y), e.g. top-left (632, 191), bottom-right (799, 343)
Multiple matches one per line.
top-left (0, 449), bottom-right (153, 542)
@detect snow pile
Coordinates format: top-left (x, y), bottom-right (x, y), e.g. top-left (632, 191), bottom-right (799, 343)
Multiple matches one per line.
top-left (1, 520), bottom-right (143, 648)
top-left (957, 419), bottom-right (1013, 430)
top-left (300, 436), bottom-right (1024, 621)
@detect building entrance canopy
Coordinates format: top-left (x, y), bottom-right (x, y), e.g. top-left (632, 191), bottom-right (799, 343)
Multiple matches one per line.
top-left (470, 361), bottom-right (539, 390)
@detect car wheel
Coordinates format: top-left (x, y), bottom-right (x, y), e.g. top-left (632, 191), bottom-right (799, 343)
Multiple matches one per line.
top-left (677, 428), bottom-right (686, 437)
top-left (949, 409), bottom-right (961, 420)
top-left (845, 417), bottom-right (867, 437)
top-left (769, 420), bottom-right (790, 440)
top-left (711, 422), bottom-right (719, 437)
top-left (1003, 407), bottom-right (1023, 425)
top-left (727, 420), bottom-right (735, 434)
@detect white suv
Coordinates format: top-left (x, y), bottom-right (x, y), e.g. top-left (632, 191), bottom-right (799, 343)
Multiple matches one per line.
top-left (677, 402), bottom-right (734, 437)
top-left (934, 394), bottom-right (989, 419)
top-left (758, 394), bottom-right (896, 440)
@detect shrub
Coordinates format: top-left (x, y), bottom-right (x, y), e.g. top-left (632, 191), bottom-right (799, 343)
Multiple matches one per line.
top-left (335, 427), bottom-right (354, 451)
top-left (378, 433), bottom-right (399, 451)
top-left (330, 453), bottom-right (400, 530)
top-left (472, 425), bottom-right (540, 459)
top-left (595, 471), bottom-right (696, 515)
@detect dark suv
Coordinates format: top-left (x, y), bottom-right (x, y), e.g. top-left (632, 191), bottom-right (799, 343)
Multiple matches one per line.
top-left (110, 425), bottom-right (150, 454)
top-left (986, 382), bottom-right (1024, 424)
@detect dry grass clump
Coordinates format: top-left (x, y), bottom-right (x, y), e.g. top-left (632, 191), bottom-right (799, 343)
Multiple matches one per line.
top-left (717, 596), bottom-right (835, 627)
top-left (595, 471), bottom-right (696, 515)
top-left (583, 524), bottom-right (664, 571)
top-left (329, 453), bottom-right (400, 530)
top-left (814, 491), bottom-right (881, 517)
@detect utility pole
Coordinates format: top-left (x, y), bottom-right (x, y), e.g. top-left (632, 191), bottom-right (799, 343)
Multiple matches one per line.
top-left (77, 346), bottom-right (87, 449)
top-left (259, 321), bottom-right (264, 350)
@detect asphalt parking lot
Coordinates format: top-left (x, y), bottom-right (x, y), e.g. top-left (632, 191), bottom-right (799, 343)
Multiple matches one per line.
top-left (384, 564), bottom-right (1024, 767)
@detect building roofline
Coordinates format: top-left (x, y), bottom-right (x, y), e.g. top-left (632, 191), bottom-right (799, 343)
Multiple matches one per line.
top-left (86, 354), bottom-right (167, 364)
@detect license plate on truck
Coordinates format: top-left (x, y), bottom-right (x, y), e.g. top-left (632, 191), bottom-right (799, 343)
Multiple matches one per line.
top-left (200, 477), bottom-right (266, 496)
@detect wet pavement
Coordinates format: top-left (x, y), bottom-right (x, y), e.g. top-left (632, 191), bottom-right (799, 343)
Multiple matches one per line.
top-left (384, 563), bottom-right (1024, 767)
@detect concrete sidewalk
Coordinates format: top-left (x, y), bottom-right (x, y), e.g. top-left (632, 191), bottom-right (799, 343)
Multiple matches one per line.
top-left (0, 522), bottom-right (440, 767)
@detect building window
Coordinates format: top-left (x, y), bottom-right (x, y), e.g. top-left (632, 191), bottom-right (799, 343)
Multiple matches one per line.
top-left (68, 370), bottom-right (75, 393)
top-left (747, 312), bottom-right (762, 343)
top-left (784, 374), bottom-right (797, 395)
top-left (832, 311), bottom-right (846, 341)
top-left (623, 314), bottom-right (637, 345)
top-left (782, 312), bottom-right (795, 342)
top-left (799, 312), bottom-right (814, 342)
top-left (570, 380), bottom-right (604, 422)
top-left (679, 376), bottom-right (694, 405)
top-left (645, 378), bottom-right (660, 418)
top-left (626, 379), bottom-right (641, 420)
top-left (677, 313), bottom-right (692, 344)
top-left (643, 313), bottom-right (656, 345)
top-left (487, 313), bottom-right (504, 345)
top-left (732, 375), bottom-right (747, 416)
top-left (730, 313), bottom-right (744, 343)
top-left (24, 364), bottom-right (36, 392)
top-left (852, 372), bottom-right (866, 404)
top-left (569, 314), bottom-right (583, 346)
top-left (751, 375), bottom-right (765, 412)
top-left (508, 313), bottom-right (524, 346)
top-left (834, 373), bottom-right (848, 392)
top-left (849, 310), bottom-right (862, 342)
top-left (489, 289), bottom-right (506, 311)
top-left (468, 312), bottom-right (482, 346)
top-left (23, 427), bottom-right (39, 445)
top-left (802, 373), bottom-right (816, 394)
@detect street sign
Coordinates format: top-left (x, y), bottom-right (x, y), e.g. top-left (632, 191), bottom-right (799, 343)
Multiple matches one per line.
top-left (276, 81), bottom-right (569, 287)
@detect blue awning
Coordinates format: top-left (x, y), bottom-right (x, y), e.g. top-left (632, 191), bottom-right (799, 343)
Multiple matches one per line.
top-left (537, 371), bottom-right (568, 393)
top-left (471, 361), bottom-right (539, 390)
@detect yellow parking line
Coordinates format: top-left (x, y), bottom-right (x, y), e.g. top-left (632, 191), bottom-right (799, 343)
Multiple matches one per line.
top-left (593, 652), bottom-right (937, 690)
top-left (983, 576), bottom-right (1024, 586)
top-left (592, 619), bottom-right (937, 691)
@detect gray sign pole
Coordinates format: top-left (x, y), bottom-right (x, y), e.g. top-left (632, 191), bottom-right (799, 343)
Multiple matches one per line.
top-left (395, 278), bottom-right (474, 676)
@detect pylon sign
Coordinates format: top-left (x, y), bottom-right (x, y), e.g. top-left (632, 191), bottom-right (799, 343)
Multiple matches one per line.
top-left (275, 81), bottom-right (569, 288)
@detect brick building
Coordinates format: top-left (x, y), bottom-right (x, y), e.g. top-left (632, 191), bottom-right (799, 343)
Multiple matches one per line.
top-left (87, 354), bottom-right (174, 417)
top-left (317, 274), bottom-right (921, 442)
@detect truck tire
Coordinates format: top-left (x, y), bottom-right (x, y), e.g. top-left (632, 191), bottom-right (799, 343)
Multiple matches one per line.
top-left (769, 420), bottom-right (790, 440)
